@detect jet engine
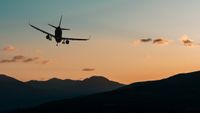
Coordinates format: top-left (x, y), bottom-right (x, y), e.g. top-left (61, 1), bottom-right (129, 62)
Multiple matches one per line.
top-left (46, 34), bottom-right (52, 41)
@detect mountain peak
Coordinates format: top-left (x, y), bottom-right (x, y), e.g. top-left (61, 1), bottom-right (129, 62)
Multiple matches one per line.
top-left (159, 71), bottom-right (200, 84)
top-left (0, 74), bottom-right (12, 79)
top-left (0, 74), bottom-right (20, 83)
top-left (83, 76), bottom-right (110, 82)
top-left (47, 77), bottom-right (63, 82)
top-left (167, 71), bottom-right (200, 79)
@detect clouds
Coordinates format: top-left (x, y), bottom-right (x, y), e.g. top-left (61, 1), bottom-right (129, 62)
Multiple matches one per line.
top-left (23, 57), bottom-right (39, 63)
top-left (40, 60), bottom-right (49, 64)
top-left (180, 35), bottom-right (196, 47)
top-left (133, 37), bottom-right (170, 46)
top-left (1, 45), bottom-right (50, 65)
top-left (0, 55), bottom-right (49, 65)
top-left (153, 38), bottom-right (169, 45)
top-left (140, 38), bottom-right (152, 43)
top-left (133, 38), bottom-right (152, 46)
top-left (3, 45), bottom-right (16, 52)
top-left (133, 34), bottom-right (200, 48)
top-left (82, 68), bottom-right (95, 72)
top-left (0, 55), bottom-right (25, 63)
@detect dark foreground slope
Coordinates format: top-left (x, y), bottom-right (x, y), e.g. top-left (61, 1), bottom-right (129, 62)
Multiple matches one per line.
top-left (26, 76), bottom-right (124, 98)
top-left (0, 75), bottom-right (124, 113)
top-left (0, 74), bottom-right (47, 112)
top-left (12, 71), bottom-right (200, 113)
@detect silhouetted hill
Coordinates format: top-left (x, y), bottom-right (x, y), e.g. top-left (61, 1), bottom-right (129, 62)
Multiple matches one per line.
top-left (12, 71), bottom-right (200, 113)
top-left (0, 74), bottom-right (44, 113)
top-left (26, 76), bottom-right (124, 98)
top-left (0, 74), bottom-right (20, 83)
top-left (0, 74), bottom-right (27, 92)
top-left (0, 74), bottom-right (124, 113)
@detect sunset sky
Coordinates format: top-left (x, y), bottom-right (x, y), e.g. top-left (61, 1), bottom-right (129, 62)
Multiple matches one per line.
top-left (1, 0), bottom-right (200, 83)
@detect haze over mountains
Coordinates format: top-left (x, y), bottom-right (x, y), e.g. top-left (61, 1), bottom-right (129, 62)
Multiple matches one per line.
top-left (0, 74), bottom-right (124, 112)
top-left (10, 71), bottom-right (200, 113)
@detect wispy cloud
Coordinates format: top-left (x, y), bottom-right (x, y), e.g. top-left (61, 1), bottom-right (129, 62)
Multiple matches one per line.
top-left (23, 57), bottom-right (39, 63)
top-left (153, 38), bottom-right (170, 45)
top-left (0, 55), bottom-right (25, 63)
top-left (40, 60), bottom-right (49, 64)
top-left (140, 38), bottom-right (152, 43)
top-left (3, 45), bottom-right (16, 52)
top-left (0, 59), bottom-right (14, 63)
top-left (82, 68), bottom-right (95, 71)
top-left (180, 35), bottom-right (196, 47)
top-left (13, 55), bottom-right (26, 60)
top-left (133, 38), bottom-right (152, 46)
top-left (133, 37), bottom-right (170, 46)
top-left (0, 55), bottom-right (49, 64)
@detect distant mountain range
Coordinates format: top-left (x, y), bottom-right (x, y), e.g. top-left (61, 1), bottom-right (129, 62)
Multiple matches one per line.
top-left (10, 71), bottom-right (200, 113)
top-left (0, 74), bottom-right (124, 112)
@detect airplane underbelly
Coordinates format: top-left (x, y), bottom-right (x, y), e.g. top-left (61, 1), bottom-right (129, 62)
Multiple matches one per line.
top-left (55, 37), bottom-right (62, 43)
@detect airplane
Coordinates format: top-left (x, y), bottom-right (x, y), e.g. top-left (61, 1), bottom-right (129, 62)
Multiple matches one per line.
top-left (29, 16), bottom-right (90, 46)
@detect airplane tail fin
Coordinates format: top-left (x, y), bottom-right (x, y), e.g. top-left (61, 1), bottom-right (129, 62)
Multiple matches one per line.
top-left (59, 15), bottom-right (62, 27)
top-left (58, 15), bottom-right (70, 30)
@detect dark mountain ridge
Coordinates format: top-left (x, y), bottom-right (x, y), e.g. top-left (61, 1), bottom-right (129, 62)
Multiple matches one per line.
top-left (0, 74), bottom-right (124, 113)
top-left (12, 71), bottom-right (200, 113)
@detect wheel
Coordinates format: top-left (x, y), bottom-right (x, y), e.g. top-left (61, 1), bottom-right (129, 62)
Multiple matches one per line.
top-left (66, 40), bottom-right (69, 44)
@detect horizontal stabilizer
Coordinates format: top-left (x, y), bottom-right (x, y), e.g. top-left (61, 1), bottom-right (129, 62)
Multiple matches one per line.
top-left (48, 24), bottom-right (57, 29)
top-left (61, 28), bottom-right (70, 30)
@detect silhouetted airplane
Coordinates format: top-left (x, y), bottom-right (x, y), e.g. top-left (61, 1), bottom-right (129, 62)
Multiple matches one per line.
top-left (29, 16), bottom-right (90, 46)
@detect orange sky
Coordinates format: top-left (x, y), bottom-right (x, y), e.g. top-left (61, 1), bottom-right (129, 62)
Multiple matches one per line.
top-left (1, 37), bottom-right (200, 84)
top-left (1, 1), bottom-right (200, 84)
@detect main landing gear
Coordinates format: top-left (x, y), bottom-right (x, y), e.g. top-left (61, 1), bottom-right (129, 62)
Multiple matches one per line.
top-left (62, 40), bottom-right (69, 45)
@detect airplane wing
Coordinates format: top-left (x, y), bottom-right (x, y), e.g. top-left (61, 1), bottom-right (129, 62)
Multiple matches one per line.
top-left (29, 24), bottom-right (55, 37)
top-left (62, 36), bottom-right (90, 41)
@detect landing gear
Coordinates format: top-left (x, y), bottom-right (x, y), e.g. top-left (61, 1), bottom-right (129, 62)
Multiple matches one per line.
top-left (61, 40), bottom-right (69, 44)
top-left (66, 40), bottom-right (69, 44)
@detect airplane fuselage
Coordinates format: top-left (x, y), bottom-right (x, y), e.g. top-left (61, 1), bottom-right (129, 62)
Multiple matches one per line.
top-left (55, 27), bottom-right (62, 43)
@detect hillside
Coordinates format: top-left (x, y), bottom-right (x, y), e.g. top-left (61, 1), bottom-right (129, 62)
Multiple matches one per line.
top-left (0, 74), bottom-right (124, 112)
top-left (13, 71), bottom-right (200, 113)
